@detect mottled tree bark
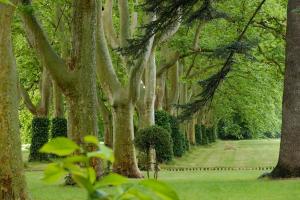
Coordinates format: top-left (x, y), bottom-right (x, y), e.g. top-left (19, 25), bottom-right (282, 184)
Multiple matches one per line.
top-left (0, 2), bottom-right (30, 199)
top-left (112, 100), bottom-right (141, 177)
top-left (21, 0), bottom-right (101, 176)
top-left (67, 0), bottom-right (101, 176)
top-left (187, 117), bottom-right (196, 145)
top-left (271, 0), bottom-right (300, 178)
top-left (53, 82), bottom-right (64, 118)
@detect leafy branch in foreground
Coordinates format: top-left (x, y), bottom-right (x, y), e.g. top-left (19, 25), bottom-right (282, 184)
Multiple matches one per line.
top-left (40, 136), bottom-right (180, 200)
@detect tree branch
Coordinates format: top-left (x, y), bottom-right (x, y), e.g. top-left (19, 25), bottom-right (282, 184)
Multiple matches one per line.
top-left (96, 1), bottom-right (122, 101)
top-left (19, 83), bottom-right (37, 115)
top-left (20, 0), bottom-right (75, 89)
top-left (103, 0), bottom-right (119, 48)
top-left (118, 0), bottom-right (131, 47)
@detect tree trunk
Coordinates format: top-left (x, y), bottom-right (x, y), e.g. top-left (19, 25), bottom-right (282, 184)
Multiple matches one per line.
top-left (271, 0), bottom-right (300, 178)
top-left (66, 0), bottom-right (101, 177)
top-left (53, 82), bottom-right (64, 118)
top-left (187, 117), bottom-right (196, 145)
top-left (98, 98), bottom-right (113, 148)
top-left (112, 102), bottom-right (143, 178)
top-left (0, 3), bottom-right (29, 199)
top-left (166, 61), bottom-right (179, 114)
top-left (138, 51), bottom-right (156, 129)
top-left (155, 74), bottom-right (166, 110)
top-left (138, 103), bottom-right (155, 129)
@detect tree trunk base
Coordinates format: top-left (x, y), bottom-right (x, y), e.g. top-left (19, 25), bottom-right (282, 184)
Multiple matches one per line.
top-left (113, 165), bottom-right (144, 179)
top-left (269, 164), bottom-right (300, 179)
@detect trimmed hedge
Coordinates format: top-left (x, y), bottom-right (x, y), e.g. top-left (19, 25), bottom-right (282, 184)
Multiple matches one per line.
top-left (169, 116), bottom-right (185, 157)
top-left (184, 134), bottom-right (190, 151)
top-left (201, 125), bottom-right (209, 145)
top-left (217, 119), bottom-right (226, 139)
top-left (135, 125), bottom-right (173, 163)
top-left (207, 127), bottom-right (214, 143)
top-left (29, 117), bottom-right (50, 162)
top-left (155, 110), bottom-right (171, 133)
top-left (212, 126), bottom-right (217, 142)
top-left (195, 125), bottom-right (202, 145)
top-left (51, 117), bottom-right (67, 138)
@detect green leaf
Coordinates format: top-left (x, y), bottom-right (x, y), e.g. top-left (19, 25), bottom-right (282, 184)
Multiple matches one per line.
top-left (87, 167), bottom-right (96, 184)
top-left (72, 174), bottom-right (95, 194)
top-left (63, 163), bottom-right (86, 177)
top-left (40, 137), bottom-right (80, 156)
top-left (87, 144), bottom-right (114, 163)
top-left (84, 135), bottom-right (100, 146)
top-left (95, 173), bottom-right (128, 188)
top-left (139, 179), bottom-right (180, 200)
top-left (89, 190), bottom-right (110, 200)
top-left (64, 155), bottom-right (88, 164)
top-left (0, 0), bottom-right (15, 7)
top-left (124, 187), bottom-right (153, 200)
top-left (42, 163), bottom-right (67, 184)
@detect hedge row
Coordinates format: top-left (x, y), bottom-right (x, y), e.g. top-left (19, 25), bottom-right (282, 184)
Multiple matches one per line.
top-left (28, 117), bottom-right (67, 162)
top-left (195, 124), bottom-right (217, 146)
top-left (154, 111), bottom-right (187, 160)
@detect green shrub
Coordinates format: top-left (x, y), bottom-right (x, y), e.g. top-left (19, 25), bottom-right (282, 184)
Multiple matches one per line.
top-left (263, 131), bottom-right (279, 139)
top-left (224, 124), bottom-right (243, 140)
top-left (201, 125), bottom-right (209, 145)
top-left (217, 119), bottom-right (226, 139)
top-left (137, 151), bottom-right (149, 170)
top-left (51, 118), bottom-right (67, 138)
top-left (275, 132), bottom-right (281, 139)
top-left (195, 124), bottom-right (202, 145)
top-left (184, 134), bottom-right (190, 151)
top-left (207, 127), bottom-right (215, 143)
top-left (135, 125), bottom-right (173, 163)
top-left (241, 127), bottom-right (252, 139)
top-left (169, 116), bottom-right (185, 157)
top-left (29, 117), bottom-right (50, 162)
top-left (212, 126), bottom-right (217, 142)
top-left (155, 110), bottom-right (171, 133)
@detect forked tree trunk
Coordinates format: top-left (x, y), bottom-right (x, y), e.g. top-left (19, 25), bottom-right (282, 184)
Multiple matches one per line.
top-left (0, 3), bottom-right (29, 199)
top-left (96, 1), bottom-right (155, 178)
top-left (112, 101), bottom-right (143, 178)
top-left (20, 0), bottom-right (101, 175)
top-left (271, 0), bottom-right (300, 178)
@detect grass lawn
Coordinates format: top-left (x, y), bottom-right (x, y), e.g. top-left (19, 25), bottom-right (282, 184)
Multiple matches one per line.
top-left (26, 170), bottom-right (300, 200)
top-left (26, 139), bottom-right (299, 200)
top-left (164, 139), bottom-right (280, 168)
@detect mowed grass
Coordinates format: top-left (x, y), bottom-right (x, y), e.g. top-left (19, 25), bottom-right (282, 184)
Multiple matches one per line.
top-left (164, 139), bottom-right (280, 168)
top-left (26, 139), bottom-right (299, 200)
top-left (26, 171), bottom-right (300, 200)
